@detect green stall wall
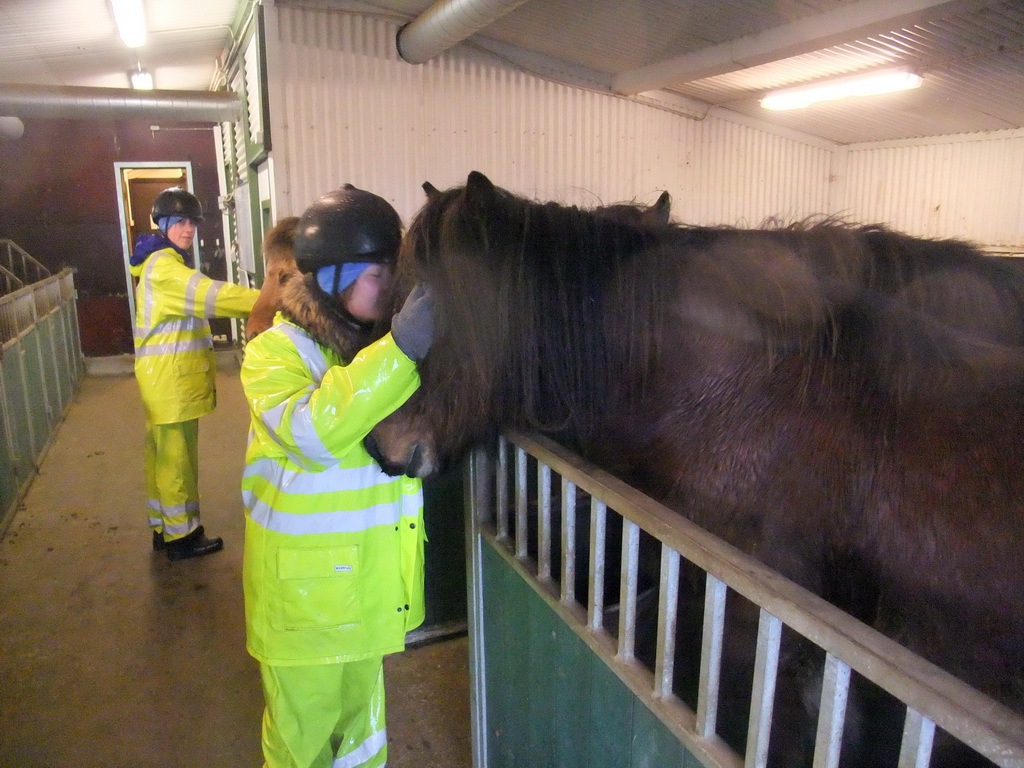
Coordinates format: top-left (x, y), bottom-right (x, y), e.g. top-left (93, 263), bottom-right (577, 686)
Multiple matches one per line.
top-left (479, 542), bottom-right (700, 768)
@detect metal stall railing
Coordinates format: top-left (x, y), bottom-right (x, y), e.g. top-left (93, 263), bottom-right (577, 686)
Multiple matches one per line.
top-left (465, 431), bottom-right (1024, 768)
top-left (0, 269), bottom-right (84, 534)
top-left (1, 239), bottom-right (51, 294)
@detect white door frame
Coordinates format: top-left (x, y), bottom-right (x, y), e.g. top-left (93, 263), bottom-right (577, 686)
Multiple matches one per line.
top-left (114, 162), bottom-right (195, 327)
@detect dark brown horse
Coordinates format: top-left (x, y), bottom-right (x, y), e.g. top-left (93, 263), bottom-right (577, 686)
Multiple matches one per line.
top-left (367, 171), bottom-right (1024, 766)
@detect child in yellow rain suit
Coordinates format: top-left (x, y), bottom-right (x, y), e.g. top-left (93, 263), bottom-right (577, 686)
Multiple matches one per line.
top-left (240, 185), bottom-right (433, 768)
top-left (131, 186), bottom-right (259, 560)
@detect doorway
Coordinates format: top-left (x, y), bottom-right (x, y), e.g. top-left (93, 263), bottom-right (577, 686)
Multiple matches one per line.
top-left (114, 163), bottom-right (195, 327)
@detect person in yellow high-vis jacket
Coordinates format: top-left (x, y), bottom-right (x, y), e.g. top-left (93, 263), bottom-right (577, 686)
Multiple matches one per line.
top-left (240, 185), bottom-right (435, 768)
top-left (131, 187), bottom-right (260, 561)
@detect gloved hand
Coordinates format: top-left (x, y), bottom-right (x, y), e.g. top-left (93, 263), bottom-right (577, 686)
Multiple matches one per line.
top-left (391, 284), bottom-right (434, 361)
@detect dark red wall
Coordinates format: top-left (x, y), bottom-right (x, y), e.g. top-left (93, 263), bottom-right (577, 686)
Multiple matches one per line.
top-left (0, 119), bottom-right (224, 356)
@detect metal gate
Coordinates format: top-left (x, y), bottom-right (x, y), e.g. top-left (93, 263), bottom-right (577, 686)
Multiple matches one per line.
top-left (0, 269), bottom-right (83, 534)
top-left (465, 432), bottom-right (1024, 768)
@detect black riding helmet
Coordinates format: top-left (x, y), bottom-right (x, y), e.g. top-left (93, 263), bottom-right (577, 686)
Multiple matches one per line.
top-left (151, 187), bottom-right (204, 227)
top-left (294, 185), bottom-right (402, 273)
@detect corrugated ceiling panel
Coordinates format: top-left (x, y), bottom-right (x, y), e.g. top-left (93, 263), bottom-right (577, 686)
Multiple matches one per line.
top-left (680, 2), bottom-right (1024, 102)
top-left (669, 1), bottom-right (1024, 143)
top-left (939, 52), bottom-right (1024, 125)
top-left (0, 0), bottom-right (112, 55)
top-left (0, 0), bottom-right (236, 88)
top-left (738, 79), bottom-right (1020, 145)
top-left (482, 0), bottom-right (849, 73)
top-left (269, 6), bottom-right (832, 228)
top-left (679, 45), bottom-right (900, 101)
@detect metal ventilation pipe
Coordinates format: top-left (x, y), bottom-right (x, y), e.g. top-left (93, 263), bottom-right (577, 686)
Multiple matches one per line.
top-left (396, 0), bottom-right (533, 64)
top-left (0, 83), bottom-right (240, 123)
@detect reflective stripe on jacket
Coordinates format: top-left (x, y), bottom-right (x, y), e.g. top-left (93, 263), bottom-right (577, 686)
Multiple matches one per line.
top-left (240, 315), bottom-right (425, 666)
top-left (130, 248), bottom-right (259, 424)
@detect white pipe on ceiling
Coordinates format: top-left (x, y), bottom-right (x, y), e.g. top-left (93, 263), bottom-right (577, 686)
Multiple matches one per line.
top-left (396, 0), bottom-right (532, 65)
top-left (0, 84), bottom-right (240, 123)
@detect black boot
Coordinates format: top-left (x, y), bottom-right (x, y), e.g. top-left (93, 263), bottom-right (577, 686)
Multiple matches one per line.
top-left (165, 526), bottom-right (224, 561)
top-left (152, 530), bottom-right (165, 551)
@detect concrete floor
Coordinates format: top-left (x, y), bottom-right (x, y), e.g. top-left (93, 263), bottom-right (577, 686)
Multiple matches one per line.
top-left (0, 354), bottom-right (473, 768)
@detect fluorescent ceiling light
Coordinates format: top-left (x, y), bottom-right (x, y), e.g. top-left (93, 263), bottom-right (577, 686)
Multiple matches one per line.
top-left (761, 68), bottom-right (922, 111)
top-left (111, 0), bottom-right (147, 48)
top-left (130, 69), bottom-right (154, 90)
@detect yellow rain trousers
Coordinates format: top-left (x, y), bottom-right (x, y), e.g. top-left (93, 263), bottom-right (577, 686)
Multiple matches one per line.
top-left (144, 419), bottom-right (199, 538)
top-left (131, 246), bottom-right (259, 540)
top-left (260, 658), bottom-right (387, 768)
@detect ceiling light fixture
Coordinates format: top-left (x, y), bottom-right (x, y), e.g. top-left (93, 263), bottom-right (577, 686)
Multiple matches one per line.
top-left (760, 68), bottom-right (923, 111)
top-left (130, 69), bottom-right (154, 90)
top-left (111, 0), bottom-right (148, 48)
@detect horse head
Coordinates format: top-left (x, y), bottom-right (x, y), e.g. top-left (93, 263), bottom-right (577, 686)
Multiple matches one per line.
top-left (368, 172), bottom-right (516, 477)
top-left (369, 171), bottom-right (677, 477)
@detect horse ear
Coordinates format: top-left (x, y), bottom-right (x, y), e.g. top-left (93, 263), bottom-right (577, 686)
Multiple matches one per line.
top-left (650, 191), bottom-right (672, 224)
top-left (422, 181), bottom-right (441, 200)
top-left (465, 171), bottom-right (496, 211)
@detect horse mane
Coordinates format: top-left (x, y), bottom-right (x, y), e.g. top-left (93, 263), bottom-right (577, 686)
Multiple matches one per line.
top-left (398, 171), bottom-right (1024, 447)
top-left (246, 215), bottom-right (301, 339)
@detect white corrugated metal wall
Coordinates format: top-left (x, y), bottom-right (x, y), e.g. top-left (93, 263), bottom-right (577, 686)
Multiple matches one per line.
top-left (262, 5), bottom-right (1023, 250)
top-left (264, 5), bottom-right (832, 229)
top-left (836, 130), bottom-right (1024, 248)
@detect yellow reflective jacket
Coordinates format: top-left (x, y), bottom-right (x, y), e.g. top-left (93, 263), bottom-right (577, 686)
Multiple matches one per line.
top-left (240, 314), bottom-right (425, 666)
top-left (130, 247), bottom-right (258, 424)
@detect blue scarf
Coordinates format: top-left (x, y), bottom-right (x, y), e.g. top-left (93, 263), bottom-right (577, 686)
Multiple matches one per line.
top-left (130, 232), bottom-right (193, 268)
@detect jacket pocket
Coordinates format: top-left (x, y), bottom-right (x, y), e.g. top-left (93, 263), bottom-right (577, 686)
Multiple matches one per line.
top-left (173, 355), bottom-right (212, 402)
top-left (272, 545), bottom-right (361, 630)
